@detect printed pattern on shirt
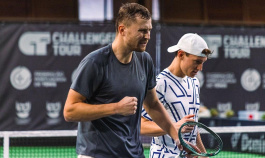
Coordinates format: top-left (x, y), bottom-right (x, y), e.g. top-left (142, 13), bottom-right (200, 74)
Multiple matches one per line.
top-left (141, 68), bottom-right (201, 157)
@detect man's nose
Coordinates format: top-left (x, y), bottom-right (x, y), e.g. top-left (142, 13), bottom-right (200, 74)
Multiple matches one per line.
top-left (144, 32), bottom-right (150, 39)
top-left (197, 64), bottom-right (203, 71)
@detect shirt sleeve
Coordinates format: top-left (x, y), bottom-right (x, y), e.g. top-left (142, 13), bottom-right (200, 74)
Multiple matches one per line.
top-left (146, 53), bottom-right (156, 90)
top-left (70, 57), bottom-right (103, 99)
top-left (141, 75), bottom-right (166, 120)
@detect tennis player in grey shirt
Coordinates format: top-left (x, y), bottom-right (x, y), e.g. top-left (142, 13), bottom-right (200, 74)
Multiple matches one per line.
top-left (64, 3), bottom-right (183, 158)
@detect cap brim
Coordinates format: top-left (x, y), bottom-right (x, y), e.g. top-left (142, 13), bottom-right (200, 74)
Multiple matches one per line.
top-left (167, 45), bottom-right (180, 53)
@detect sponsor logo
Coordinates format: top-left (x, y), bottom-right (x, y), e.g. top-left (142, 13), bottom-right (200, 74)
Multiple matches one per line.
top-left (19, 32), bottom-right (51, 56)
top-left (217, 102), bottom-right (232, 112)
top-left (202, 35), bottom-right (222, 58)
top-left (224, 47), bottom-right (250, 59)
top-left (10, 66), bottom-right (32, 90)
top-left (217, 102), bottom-right (232, 118)
top-left (231, 132), bottom-right (241, 150)
top-left (203, 35), bottom-right (265, 59)
top-left (34, 71), bottom-right (67, 88)
top-left (46, 102), bottom-right (62, 125)
top-left (223, 35), bottom-right (265, 59)
top-left (18, 31), bottom-right (116, 56)
top-left (15, 101), bottom-right (31, 125)
top-left (16, 101), bottom-right (31, 119)
top-left (230, 123), bottom-right (265, 154)
top-left (206, 72), bottom-right (237, 89)
top-left (245, 102), bottom-right (260, 111)
top-left (241, 68), bottom-right (261, 92)
top-left (46, 102), bottom-right (61, 119)
top-left (241, 134), bottom-right (265, 154)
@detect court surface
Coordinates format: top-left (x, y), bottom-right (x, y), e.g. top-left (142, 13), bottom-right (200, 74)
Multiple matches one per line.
top-left (1, 146), bottom-right (264, 158)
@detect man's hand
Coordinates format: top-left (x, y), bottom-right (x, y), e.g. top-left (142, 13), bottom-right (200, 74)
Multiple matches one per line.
top-left (115, 96), bottom-right (138, 116)
top-left (175, 139), bottom-right (183, 151)
top-left (185, 141), bottom-right (202, 158)
top-left (175, 139), bottom-right (202, 158)
top-left (174, 114), bottom-right (195, 133)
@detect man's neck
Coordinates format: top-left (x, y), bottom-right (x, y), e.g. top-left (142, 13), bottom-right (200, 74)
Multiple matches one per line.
top-left (112, 38), bottom-right (133, 64)
top-left (168, 58), bottom-right (185, 78)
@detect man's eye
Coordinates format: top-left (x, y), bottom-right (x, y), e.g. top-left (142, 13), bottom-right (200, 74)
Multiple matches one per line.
top-left (196, 61), bottom-right (202, 64)
top-left (139, 30), bottom-right (150, 34)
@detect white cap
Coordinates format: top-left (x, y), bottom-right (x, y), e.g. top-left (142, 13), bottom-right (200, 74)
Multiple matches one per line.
top-left (167, 33), bottom-right (209, 57)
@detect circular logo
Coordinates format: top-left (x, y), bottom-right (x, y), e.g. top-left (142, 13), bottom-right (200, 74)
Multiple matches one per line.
top-left (241, 68), bottom-right (261, 92)
top-left (10, 66), bottom-right (32, 90)
top-left (196, 71), bottom-right (204, 88)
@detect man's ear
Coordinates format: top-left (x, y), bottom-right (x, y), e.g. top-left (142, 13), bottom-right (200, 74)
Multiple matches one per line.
top-left (118, 25), bottom-right (125, 36)
top-left (178, 50), bottom-right (185, 59)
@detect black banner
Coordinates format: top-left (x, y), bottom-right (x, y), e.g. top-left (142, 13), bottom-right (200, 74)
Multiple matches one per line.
top-left (0, 23), bottom-right (156, 131)
top-left (218, 132), bottom-right (265, 155)
top-left (160, 25), bottom-right (265, 119)
top-left (1, 23), bottom-right (265, 131)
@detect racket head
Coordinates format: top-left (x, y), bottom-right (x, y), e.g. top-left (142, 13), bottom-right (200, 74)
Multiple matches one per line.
top-left (178, 121), bottom-right (223, 157)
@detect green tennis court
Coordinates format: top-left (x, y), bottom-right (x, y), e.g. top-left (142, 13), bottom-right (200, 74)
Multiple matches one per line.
top-left (145, 148), bottom-right (265, 158)
top-left (1, 146), bottom-right (264, 158)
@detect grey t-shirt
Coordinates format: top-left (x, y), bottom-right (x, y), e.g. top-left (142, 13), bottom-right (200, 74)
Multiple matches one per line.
top-left (71, 44), bottom-right (156, 158)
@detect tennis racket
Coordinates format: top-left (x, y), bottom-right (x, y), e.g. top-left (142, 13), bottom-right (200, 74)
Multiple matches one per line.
top-left (176, 121), bottom-right (223, 158)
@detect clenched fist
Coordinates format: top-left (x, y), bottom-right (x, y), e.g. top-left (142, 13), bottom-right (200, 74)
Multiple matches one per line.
top-left (116, 96), bottom-right (138, 116)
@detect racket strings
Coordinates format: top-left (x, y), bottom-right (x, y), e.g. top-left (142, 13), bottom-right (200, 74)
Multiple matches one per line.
top-left (179, 122), bottom-right (223, 157)
top-left (197, 127), bottom-right (222, 154)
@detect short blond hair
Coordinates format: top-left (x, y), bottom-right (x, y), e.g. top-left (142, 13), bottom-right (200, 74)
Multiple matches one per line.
top-left (115, 3), bottom-right (151, 32)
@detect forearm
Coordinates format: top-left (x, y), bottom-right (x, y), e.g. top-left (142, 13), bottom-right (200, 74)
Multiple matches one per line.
top-left (64, 101), bottom-right (117, 122)
top-left (64, 89), bottom-right (138, 122)
top-left (141, 117), bottom-right (167, 136)
top-left (144, 88), bottom-right (179, 140)
top-left (143, 102), bottom-right (178, 141)
top-left (63, 89), bottom-right (117, 122)
top-left (196, 133), bottom-right (207, 153)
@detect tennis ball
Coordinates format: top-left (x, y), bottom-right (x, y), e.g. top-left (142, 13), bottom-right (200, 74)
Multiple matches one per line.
top-left (210, 108), bottom-right (219, 117)
top-left (225, 110), bottom-right (234, 118)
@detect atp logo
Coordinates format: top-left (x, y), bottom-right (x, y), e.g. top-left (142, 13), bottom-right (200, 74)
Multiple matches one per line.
top-left (18, 32), bottom-right (51, 56)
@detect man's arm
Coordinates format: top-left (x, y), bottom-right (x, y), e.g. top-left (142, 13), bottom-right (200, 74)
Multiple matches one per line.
top-left (141, 115), bottom-right (195, 136)
top-left (143, 87), bottom-right (179, 142)
top-left (63, 89), bottom-right (138, 122)
top-left (196, 133), bottom-right (209, 158)
top-left (141, 117), bottom-right (167, 136)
